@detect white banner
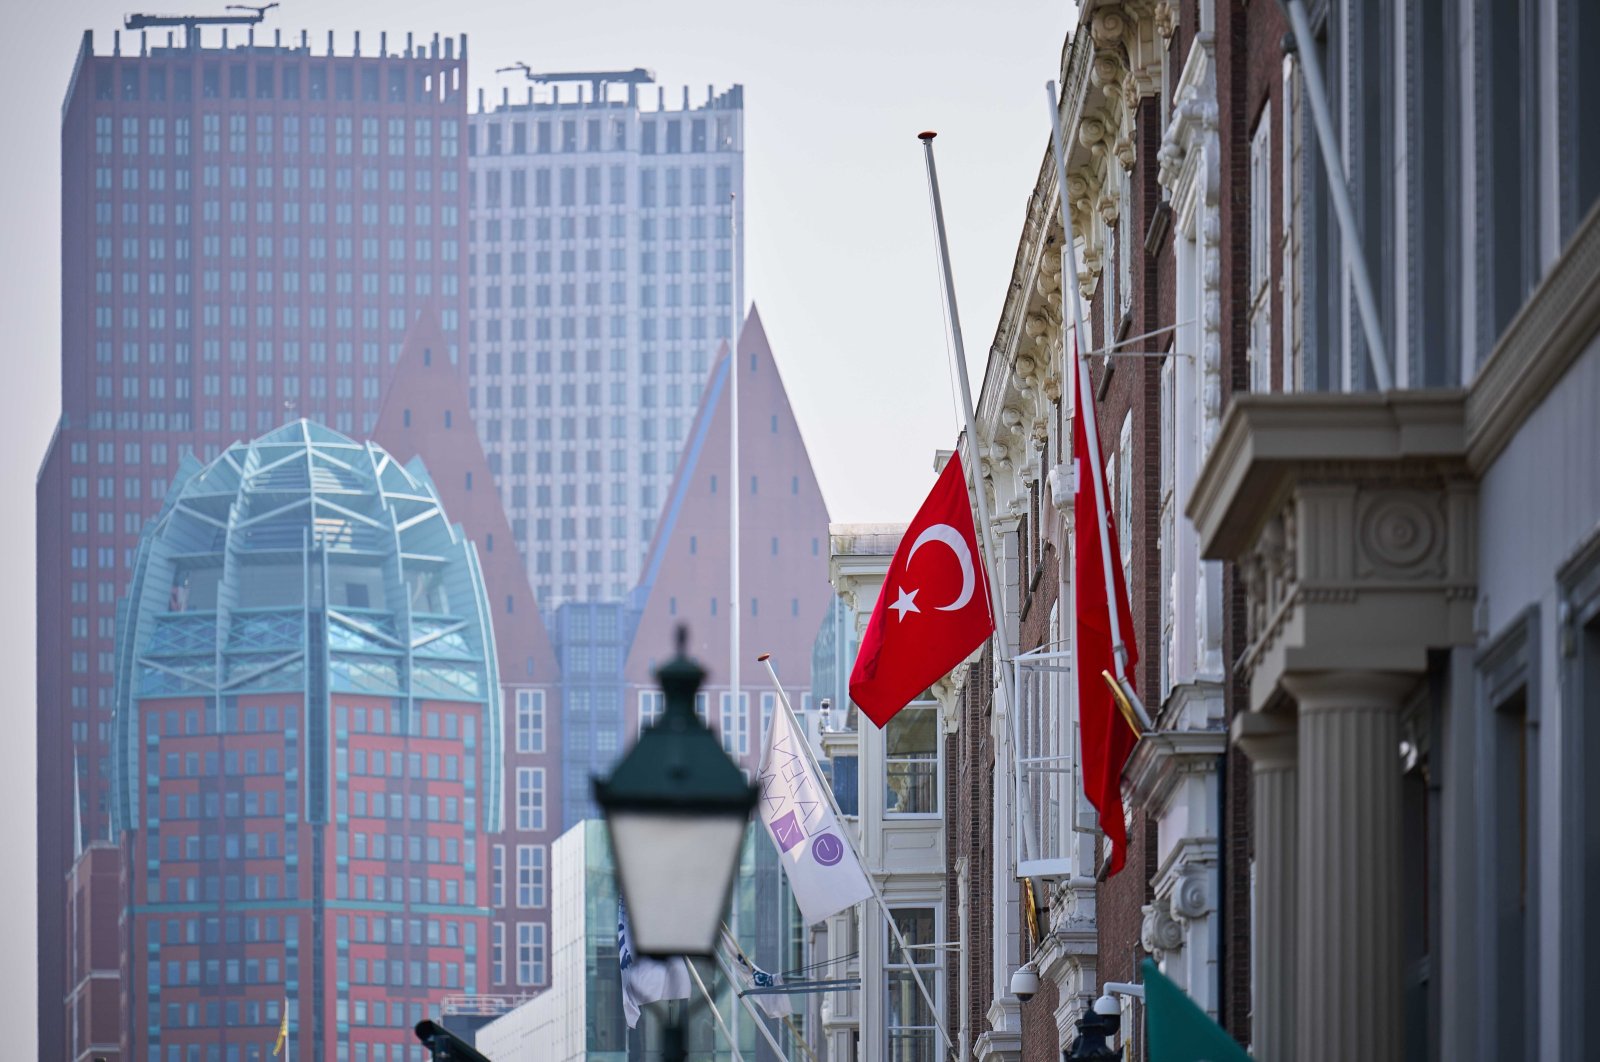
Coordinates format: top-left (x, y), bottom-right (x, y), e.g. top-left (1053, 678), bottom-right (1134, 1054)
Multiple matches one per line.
top-left (618, 900), bottom-right (691, 1029)
top-left (756, 703), bottom-right (873, 925)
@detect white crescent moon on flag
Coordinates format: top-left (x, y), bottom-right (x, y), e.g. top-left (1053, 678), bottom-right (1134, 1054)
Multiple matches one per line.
top-left (905, 523), bottom-right (977, 611)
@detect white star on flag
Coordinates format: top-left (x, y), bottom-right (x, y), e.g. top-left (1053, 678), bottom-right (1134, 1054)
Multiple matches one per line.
top-left (888, 586), bottom-right (920, 621)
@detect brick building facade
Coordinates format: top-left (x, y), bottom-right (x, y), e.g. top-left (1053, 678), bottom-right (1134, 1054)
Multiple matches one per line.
top-left (938, 2), bottom-right (1257, 1059)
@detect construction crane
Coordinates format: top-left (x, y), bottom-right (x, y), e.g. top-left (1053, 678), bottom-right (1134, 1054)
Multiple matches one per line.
top-left (123, 2), bottom-right (278, 31)
top-left (495, 62), bottom-right (655, 99)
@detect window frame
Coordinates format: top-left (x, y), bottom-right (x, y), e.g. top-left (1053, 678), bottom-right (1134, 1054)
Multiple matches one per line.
top-left (883, 701), bottom-right (941, 818)
top-left (883, 905), bottom-right (942, 1061)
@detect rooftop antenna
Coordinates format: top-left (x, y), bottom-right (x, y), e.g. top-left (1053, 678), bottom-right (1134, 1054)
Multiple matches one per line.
top-left (496, 61), bottom-right (655, 100)
top-left (124, 2), bottom-right (279, 48)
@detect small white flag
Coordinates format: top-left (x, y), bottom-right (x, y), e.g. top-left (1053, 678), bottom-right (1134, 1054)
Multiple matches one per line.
top-left (730, 948), bottom-right (792, 1019)
top-left (757, 701), bottom-right (873, 924)
top-left (618, 900), bottom-right (692, 1029)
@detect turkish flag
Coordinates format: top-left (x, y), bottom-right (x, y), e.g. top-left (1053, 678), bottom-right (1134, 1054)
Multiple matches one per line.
top-left (1073, 371), bottom-right (1140, 876)
top-left (849, 452), bottom-right (994, 728)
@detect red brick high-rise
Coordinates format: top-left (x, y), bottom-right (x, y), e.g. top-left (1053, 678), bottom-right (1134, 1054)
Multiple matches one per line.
top-left (373, 313), bottom-right (563, 999)
top-left (41, 21), bottom-right (470, 1057)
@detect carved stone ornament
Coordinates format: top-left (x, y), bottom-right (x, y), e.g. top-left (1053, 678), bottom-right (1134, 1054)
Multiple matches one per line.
top-left (1170, 864), bottom-right (1212, 920)
top-left (1356, 492), bottom-right (1444, 577)
top-left (1140, 903), bottom-right (1184, 959)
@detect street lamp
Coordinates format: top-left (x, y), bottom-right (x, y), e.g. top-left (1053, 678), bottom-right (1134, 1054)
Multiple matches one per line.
top-left (413, 1020), bottom-right (492, 1061)
top-left (1063, 1007), bottom-right (1122, 1061)
top-left (594, 626), bottom-right (758, 957)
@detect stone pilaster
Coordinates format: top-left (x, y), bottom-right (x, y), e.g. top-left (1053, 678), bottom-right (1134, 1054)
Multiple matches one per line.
top-left (1286, 671), bottom-right (1414, 1062)
top-left (1232, 713), bottom-right (1297, 1062)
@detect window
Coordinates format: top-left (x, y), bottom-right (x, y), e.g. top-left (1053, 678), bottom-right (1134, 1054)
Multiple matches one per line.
top-left (515, 768), bottom-right (545, 832)
top-left (1248, 106), bottom-right (1273, 393)
top-left (1116, 411), bottom-right (1133, 580)
top-left (1561, 533), bottom-right (1600, 1057)
top-left (638, 690), bottom-right (665, 736)
top-left (516, 922), bottom-right (545, 986)
top-left (886, 907), bottom-right (939, 1059)
top-left (490, 846), bottom-right (505, 908)
top-left (1479, 608), bottom-right (1541, 1058)
top-left (719, 691), bottom-right (749, 757)
top-left (884, 703), bottom-right (938, 815)
top-left (759, 692), bottom-right (779, 748)
top-left (515, 845), bottom-right (545, 908)
top-left (491, 922), bottom-right (506, 986)
top-left (1159, 358), bottom-right (1176, 701)
top-left (515, 689), bottom-right (544, 754)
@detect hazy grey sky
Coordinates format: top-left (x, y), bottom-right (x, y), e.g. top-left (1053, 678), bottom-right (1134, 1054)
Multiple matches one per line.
top-left (0, 0), bottom-right (1072, 1041)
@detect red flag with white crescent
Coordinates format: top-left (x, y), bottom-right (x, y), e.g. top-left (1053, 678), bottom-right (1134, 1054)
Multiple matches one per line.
top-left (849, 453), bottom-right (994, 728)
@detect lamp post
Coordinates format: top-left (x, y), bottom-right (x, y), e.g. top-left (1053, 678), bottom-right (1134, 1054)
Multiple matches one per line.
top-left (413, 1020), bottom-right (492, 1062)
top-left (595, 627), bottom-right (758, 1060)
top-left (1063, 1008), bottom-right (1122, 1061)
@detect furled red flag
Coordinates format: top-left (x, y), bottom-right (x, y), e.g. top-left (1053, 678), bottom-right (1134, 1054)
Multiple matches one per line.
top-left (1073, 378), bottom-right (1141, 876)
top-left (849, 452), bottom-right (994, 727)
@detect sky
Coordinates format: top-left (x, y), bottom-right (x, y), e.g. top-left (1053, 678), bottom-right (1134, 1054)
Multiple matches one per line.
top-left (0, 0), bottom-right (1073, 1043)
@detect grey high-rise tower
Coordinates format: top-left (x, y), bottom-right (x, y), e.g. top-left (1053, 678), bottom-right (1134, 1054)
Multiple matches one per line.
top-left (467, 76), bottom-right (744, 607)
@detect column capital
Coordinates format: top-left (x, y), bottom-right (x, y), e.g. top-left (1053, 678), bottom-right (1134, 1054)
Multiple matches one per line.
top-left (1230, 709), bottom-right (1297, 768)
top-left (1280, 670), bottom-right (1418, 714)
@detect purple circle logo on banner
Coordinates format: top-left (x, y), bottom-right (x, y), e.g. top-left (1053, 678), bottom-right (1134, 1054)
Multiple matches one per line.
top-left (812, 833), bottom-right (845, 866)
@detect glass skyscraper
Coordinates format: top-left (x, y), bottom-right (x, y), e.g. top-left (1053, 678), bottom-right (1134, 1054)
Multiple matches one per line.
top-left (466, 79), bottom-right (744, 607)
top-left (111, 422), bottom-right (501, 1059)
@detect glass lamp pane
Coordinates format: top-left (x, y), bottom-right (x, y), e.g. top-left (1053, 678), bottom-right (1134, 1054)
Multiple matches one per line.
top-left (608, 810), bottom-right (746, 955)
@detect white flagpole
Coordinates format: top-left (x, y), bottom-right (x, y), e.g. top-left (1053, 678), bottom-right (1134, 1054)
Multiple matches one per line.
top-left (1281, 0), bottom-right (1393, 391)
top-left (686, 957), bottom-right (746, 1062)
top-left (719, 925), bottom-right (823, 1062)
top-left (1043, 82), bottom-right (1153, 730)
top-left (729, 190), bottom-right (742, 729)
top-left (915, 132), bottom-right (1017, 713)
top-left (714, 931), bottom-right (795, 1062)
top-left (727, 189), bottom-right (744, 1054)
top-left (918, 132), bottom-right (1049, 871)
top-left (758, 654), bottom-right (956, 1059)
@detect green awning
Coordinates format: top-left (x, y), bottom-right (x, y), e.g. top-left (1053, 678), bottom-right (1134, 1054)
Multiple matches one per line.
top-left (1142, 958), bottom-right (1252, 1062)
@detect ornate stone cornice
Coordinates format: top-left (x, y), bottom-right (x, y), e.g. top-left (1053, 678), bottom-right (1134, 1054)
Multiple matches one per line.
top-left (1466, 198), bottom-right (1600, 470)
top-left (1124, 726), bottom-right (1228, 812)
top-left (1186, 393), bottom-right (1477, 710)
top-left (1187, 392), bottom-right (1469, 559)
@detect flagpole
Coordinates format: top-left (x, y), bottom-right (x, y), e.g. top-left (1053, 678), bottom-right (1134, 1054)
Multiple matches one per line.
top-left (719, 925), bottom-right (820, 1062)
top-left (918, 133), bottom-right (1050, 878)
top-left (759, 654), bottom-right (956, 1059)
top-left (916, 132), bottom-right (1017, 711)
top-left (729, 190), bottom-right (742, 726)
top-left (727, 189), bottom-right (744, 1056)
top-left (686, 957), bottom-right (746, 1062)
top-left (714, 930), bottom-right (796, 1062)
top-left (1042, 81), bottom-right (1153, 730)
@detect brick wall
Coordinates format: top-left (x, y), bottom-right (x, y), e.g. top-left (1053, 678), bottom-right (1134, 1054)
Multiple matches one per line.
top-left (950, 647), bottom-right (996, 1046)
top-left (1215, 0), bottom-right (1287, 1045)
top-left (1020, 977), bottom-right (1063, 1062)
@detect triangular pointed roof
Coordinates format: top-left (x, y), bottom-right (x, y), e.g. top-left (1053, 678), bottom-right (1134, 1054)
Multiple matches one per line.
top-left (371, 312), bottom-right (560, 686)
top-left (623, 308), bottom-right (833, 740)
